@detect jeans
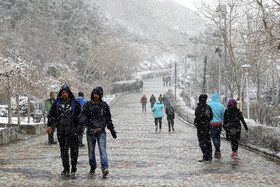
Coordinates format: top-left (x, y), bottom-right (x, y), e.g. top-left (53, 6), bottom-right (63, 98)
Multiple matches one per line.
top-left (210, 126), bottom-right (222, 152)
top-left (167, 116), bottom-right (174, 131)
top-left (87, 130), bottom-right (108, 171)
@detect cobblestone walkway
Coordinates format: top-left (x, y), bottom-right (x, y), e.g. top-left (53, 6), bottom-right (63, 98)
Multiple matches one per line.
top-left (1, 78), bottom-right (280, 186)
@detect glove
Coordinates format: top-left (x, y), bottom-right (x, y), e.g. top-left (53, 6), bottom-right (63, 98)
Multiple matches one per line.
top-left (46, 127), bottom-right (52, 135)
top-left (110, 129), bottom-right (117, 139)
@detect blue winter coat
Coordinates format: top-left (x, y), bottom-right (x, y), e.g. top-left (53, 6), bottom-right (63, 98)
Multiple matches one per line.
top-left (76, 97), bottom-right (87, 108)
top-left (208, 94), bottom-right (225, 124)
top-left (152, 101), bottom-right (164, 118)
top-left (79, 86), bottom-right (115, 130)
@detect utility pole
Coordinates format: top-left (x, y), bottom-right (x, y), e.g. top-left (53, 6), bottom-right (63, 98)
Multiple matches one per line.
top-left (175, 62), bottom-right (177, 101)
top-left (202, 56), bottom-right (207, 93)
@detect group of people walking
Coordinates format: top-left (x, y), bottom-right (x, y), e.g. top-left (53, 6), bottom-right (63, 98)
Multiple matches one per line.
top-left (162, 76), bottom-right (171, 86)
top-left (140, 94), bottom-right (175, 132)
top-left (46, 84), bottom-right (117, 177)
top-left (45, 83), bottom-right (248, 177)
top-left (194, 94), bottom-right (248, 162)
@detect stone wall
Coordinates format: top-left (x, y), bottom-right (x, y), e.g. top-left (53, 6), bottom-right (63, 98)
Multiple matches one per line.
top-left (0, 127), bottom-right (18, 144)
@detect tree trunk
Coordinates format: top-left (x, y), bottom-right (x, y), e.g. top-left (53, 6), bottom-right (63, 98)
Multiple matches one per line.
top-left (28, 97), bottom-right (31, 124)
top-left (16, 94), bottom-right (21, 127)
top-left (7, 93), bottom-right (12, 127)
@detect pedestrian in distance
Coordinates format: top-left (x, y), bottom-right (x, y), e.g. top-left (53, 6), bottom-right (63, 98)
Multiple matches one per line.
top-left (76, 91), bottom-right (87, 148)
top-left (140, 94), bottom-right (148, 111)
top-left (162, 76), bottom-right (166, 86)
top-left (158, 94), bottom-right (163, 104)
top-left (208, 94), bottom-right (225, 159)
top-left (46, 91), bottom-right (57, 144)
top-left (194, 94), bottom-right (213, 163)
top-left (152, 100), bottom-right (164, 131)
top-left (79, 86), bottom-right (117, 177)
top-left (223, 99), bottom-right (248, 159)
top-left (46, 84), bottom-right (82, 177)
top-left (165, 103), bottom-right (175, 132)
top-left (149, 94), bottom-right (156, 108)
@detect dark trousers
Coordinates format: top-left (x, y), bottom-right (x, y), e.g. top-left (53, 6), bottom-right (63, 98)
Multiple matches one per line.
top-left (155, 118), bottom-right (162, 129)
top-left (57, 131), bottom-right (79, 172)
top-left (78, 126), bottom-right (85, 146)
top-left (167, 117), bottom-right (174, 131)
top-left (48, 126), bottom-right (55, 143)
top-left (231, 138), bottom-right (239, 152)
top-left (197, 128), bottom-right (212, 161)
top-left (142, 104), bottom-right (146, 111)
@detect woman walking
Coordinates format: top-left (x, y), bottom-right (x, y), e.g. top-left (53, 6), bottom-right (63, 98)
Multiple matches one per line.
top-left (223, 99), bottom-right (248, 159)
top-left (152, 100), bottom-right (164, 131)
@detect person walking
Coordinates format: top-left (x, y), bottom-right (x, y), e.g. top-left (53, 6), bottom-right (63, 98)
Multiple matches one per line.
top-left (79, 86), bottom-right (117, 177)
top-left (162, 76), bottom-right (166, 86)
top-left (152, 100), bottom-right (164, 131)
top-left (140, 94), bottom-right (148, 111)
top-left (194, 94), bottom-right (213, 162)
top-left (165, 104), bottom-right (175, 132)
top-left (149, 94), bottom-right (156, 108)
top-left (46, 84), bottom-right (82, 176)
top-left (76, 91), bottom-right (87, 147)
top-left (223, 99), bottom-right (248, 159)
top-left (208, 94), bottom-right (225, 159)
top-left (158, 94), bottom-right (163, 104)
top-left (46, 92), bottom-right (57, 144)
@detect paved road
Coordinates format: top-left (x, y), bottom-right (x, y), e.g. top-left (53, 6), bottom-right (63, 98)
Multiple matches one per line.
top-left (1, 77), bottom-right (280, 186)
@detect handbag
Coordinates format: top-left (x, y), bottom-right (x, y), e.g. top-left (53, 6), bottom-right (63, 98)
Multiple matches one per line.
top-left (89, 128), bottom-right (104, 137)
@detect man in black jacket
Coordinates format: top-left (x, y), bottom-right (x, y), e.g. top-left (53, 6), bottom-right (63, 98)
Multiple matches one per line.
top-left (46, 84), bottom-right (81, 176)
top-left (194, 94), bottom-right (213, 162)
top-left (79, 86), bottom-right (117, 177)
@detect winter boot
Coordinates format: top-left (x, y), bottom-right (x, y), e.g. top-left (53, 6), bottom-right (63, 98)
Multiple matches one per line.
top-left (102, 169), bottom-right (109, 177)
top-left (214, 152), bottom-right (221, 159)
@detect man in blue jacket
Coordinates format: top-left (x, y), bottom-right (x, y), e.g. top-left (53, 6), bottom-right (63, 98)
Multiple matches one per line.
top-left (79, 86), bottom-right (117, 177)
top-left (76, 91), bottom-right (87, 147)
top-left (46, 84), bottom-right (81, 176)
top-left (208, 94), bottom-right (225, 159)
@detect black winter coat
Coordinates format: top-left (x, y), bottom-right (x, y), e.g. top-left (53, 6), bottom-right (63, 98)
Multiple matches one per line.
top-left (79, 86), bottom-right (115, 131)
top-left (47, 84), bottom-right (81, 132)
top-left (223, 108), bottom-right (248, 140)
top-left (194, 103), bottom-right (213, 129)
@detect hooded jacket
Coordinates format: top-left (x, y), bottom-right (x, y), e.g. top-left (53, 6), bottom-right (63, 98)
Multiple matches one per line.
top-left (208, 94), bottom-right (225, 125)
top-left (79, 86), bottom-right (114, 130)
top-left (76, 97), bottom-right (87, 108)
top-left (194, 94), bottom-right (213, 129)
top-left (152, 100), bottom-right (164, 118)
top-left (47, 84), bottom-right (81, 131)
top-left (223, 100), bottom-right (248, 140)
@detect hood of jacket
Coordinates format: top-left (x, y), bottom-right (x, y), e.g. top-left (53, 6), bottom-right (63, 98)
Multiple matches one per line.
top-left (57, 84), bottom-right (75, 100)
top-left (211, 94), bottom-right (219, 103)
top-left (198, 94), bottom-right (207, 105)
top-left (156, 100), bottom-right (160, 104)
top-left (91, 86), bottom-right (104, 101)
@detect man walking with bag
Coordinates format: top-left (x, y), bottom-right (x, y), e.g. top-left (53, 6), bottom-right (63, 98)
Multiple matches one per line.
top-left (79, 86), bottom-right (117, 177)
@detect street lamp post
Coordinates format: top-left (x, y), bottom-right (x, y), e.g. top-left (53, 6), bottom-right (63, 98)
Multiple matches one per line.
top-left (216, 3), bottom-right (228, 105)
top-left (215, 47), bottom-right (222, 102)
top-left (241, 64), bottom-right (251, 119)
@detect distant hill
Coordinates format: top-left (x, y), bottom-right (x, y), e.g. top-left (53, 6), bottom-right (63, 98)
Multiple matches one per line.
top-left (95, 0), bottom-right (205, 45)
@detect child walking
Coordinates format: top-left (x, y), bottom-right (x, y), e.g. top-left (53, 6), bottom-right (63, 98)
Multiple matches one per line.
top-left (223, 99), bottom-right (248, 159)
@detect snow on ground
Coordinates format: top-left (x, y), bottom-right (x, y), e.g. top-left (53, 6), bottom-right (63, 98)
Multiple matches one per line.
top-left (0, 117), bottom-right (43, 125)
